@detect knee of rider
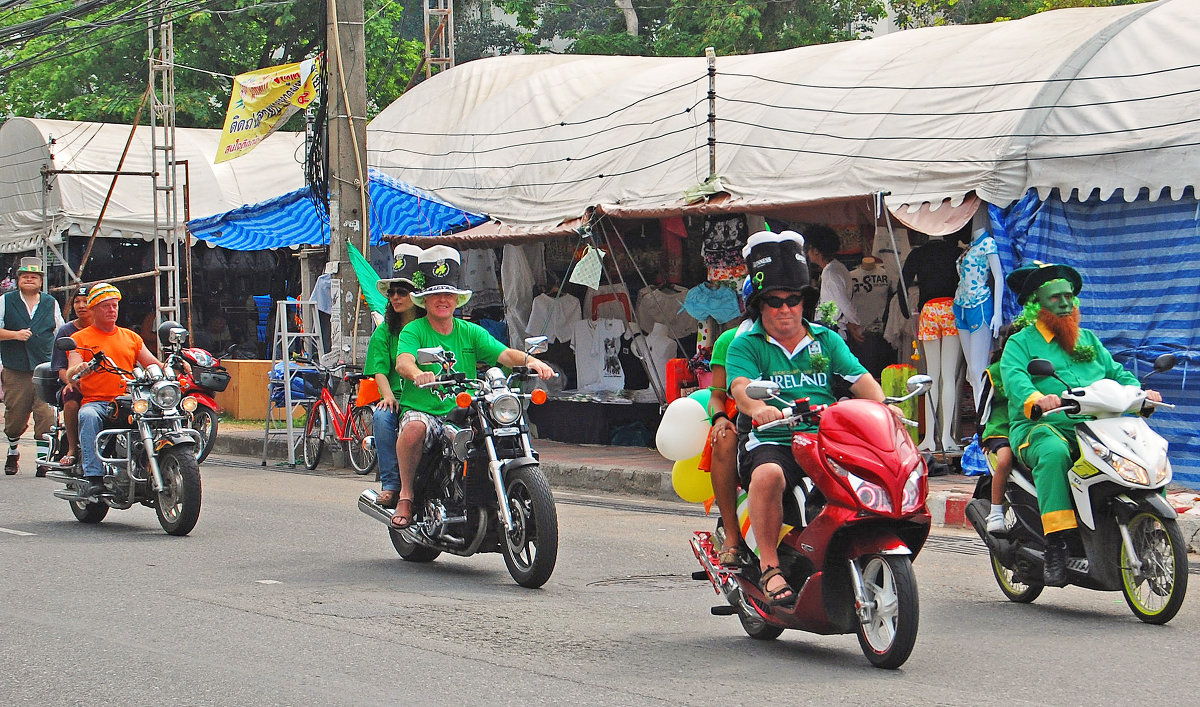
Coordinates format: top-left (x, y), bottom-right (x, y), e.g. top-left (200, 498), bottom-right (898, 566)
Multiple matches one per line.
top-left (749, 463), bottom-right (786, 493)
top-left (399, 420), bottom-right (426, 444)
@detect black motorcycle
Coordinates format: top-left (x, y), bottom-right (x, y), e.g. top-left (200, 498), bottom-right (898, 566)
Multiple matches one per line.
top-left (358, 338), bottom-right (559, 588)
top-left (34, 335), bottom-right (204, 536)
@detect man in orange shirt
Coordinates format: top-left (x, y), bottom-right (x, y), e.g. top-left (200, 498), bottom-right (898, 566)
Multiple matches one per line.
top-left (64, 283), bottom-right (162, 496)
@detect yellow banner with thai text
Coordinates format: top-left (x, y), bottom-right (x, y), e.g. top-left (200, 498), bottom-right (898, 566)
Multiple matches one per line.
top-left (214, 57), bottom-right (320, 164)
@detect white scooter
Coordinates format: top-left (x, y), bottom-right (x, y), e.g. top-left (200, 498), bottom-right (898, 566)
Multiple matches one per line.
top-left (966, 354), bottom-right (1188, 624)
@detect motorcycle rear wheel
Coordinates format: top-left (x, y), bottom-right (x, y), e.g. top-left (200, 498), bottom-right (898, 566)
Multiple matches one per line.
top-left (500, 466), bottom-right (559, 588)
top-left (989, 552), bottom-right (1043, 603)
top-left (1120, 512), bottom-right (1187, 625)
top-left (302, 403), bottom-right (327, 470)
top-left (70, 498), bottom-right (108, 524)
top-left (348, 406), bottom-right (377, 475)
top-left (188, 405), bottom-right (219, 463)
top-left (155, 446), bottom-right (202, 536)
top-left (855, 554), bottom-right (919, 670)
top-left (389, 528), bottom-right (441, 562)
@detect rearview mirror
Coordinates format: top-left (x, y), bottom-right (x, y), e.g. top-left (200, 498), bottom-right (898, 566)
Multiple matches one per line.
top-left (1153, 353), bottom-right (1176, 373)
top-left (416, 346), bottom-right (445, 366)
top-left (745, 380), bottom-right (780, 401)
top-left (524, 336), bottom-right (549, 355)
top-left (905, 375), bottom-right (933, 396)
top-left (55, 337), bottom-right (77, 352)
top-left (1027, 358), bottom-right (1056, 377)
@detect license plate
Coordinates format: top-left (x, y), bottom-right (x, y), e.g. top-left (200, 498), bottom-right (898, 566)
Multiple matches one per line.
top-left (493, 427), bottom-right (520, 436)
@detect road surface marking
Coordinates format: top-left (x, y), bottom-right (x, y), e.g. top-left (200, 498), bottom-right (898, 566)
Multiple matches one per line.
top-left (0, 527), bottom-right (35, 536)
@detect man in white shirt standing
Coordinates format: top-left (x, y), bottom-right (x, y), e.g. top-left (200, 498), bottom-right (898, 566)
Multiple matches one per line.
top-left (805, 224), bottom-right (862, 345)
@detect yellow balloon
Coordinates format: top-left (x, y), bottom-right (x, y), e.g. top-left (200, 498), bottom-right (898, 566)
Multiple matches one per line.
top-left (672, 454), bottom-right (714, 504)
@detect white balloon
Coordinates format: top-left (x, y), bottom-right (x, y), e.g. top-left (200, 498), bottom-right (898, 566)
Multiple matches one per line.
top-left (656, 397), bottom-right (712, 461)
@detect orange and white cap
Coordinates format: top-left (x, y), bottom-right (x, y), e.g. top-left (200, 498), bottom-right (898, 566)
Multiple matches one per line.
top-left (86, 282), bottom-right (122, 308)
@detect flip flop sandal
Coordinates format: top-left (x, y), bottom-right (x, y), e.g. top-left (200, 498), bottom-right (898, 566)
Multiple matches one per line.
top-left (390, 498), bottom-right (414, 529)
top-left (759, 566), bottom-right (796, 607)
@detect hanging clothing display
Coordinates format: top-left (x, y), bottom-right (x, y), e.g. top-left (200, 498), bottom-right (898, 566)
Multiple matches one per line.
top-left (501, 243), bottom-right (546, 347)
top-left (567, 244), bottom-right (606, 290)
top-left (660, 216), bottom-right (687, 284)
top-left (849, 263), bottom-right (892, 333)
top-left (635, 284), bottom-right (694, 340)
top-left (583, 283), bottom-right (633, 322)
top-left (682, 283), bottom-right (741, 325)
top-left (572, 318), bottom-right (625, 392)
top-left (527, 292), bottom-right (581, 344)
top-left (460, 249), bottom-right (502, 313)
top-left (700, 214), bottom-right (748, 282)
top-left (632, 322), bottom-right (675, 393)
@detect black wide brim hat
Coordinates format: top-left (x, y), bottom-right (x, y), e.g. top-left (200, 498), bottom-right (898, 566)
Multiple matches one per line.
top-left (1006, 261), bottom-right (1083, 304)
top-left (741, 230), bottom-right (809, 303)
top-left (376, 243), bottom-right (423, 295)
top-left (410, 244), bottom-right (472, 308)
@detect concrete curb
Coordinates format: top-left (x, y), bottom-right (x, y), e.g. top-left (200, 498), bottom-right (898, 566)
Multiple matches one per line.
top-left (217, 432), bottom-right (1200, 552)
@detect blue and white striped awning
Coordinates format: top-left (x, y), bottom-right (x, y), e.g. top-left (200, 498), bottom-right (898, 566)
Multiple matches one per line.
top-left (993, 188), bottom-right (1200, 489)
top-left (186, 169), bottom-right (486, 250)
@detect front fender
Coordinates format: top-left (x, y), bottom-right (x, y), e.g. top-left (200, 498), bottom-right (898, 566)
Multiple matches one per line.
top-left (845, 527), bottom-right (911, 559)
top-left (500, 456), bottom-right (539, 475)
top-left (1115, 491), bottom-right (1178, 521)
top-left (152, 432), bottom-right (199, 454)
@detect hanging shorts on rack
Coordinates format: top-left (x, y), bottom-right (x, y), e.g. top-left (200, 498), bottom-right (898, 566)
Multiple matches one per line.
top-left (917, 297), bottom-right (958, 341)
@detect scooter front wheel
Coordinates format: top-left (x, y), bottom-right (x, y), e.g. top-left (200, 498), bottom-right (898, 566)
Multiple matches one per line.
top-left (1120, 512), bottom-right (1187, 625)
top-left (855, 554), bottom-right (919, 670)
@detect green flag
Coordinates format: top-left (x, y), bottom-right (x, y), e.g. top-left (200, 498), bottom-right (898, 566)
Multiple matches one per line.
top-left (347, 240), bottom-right (387, 314)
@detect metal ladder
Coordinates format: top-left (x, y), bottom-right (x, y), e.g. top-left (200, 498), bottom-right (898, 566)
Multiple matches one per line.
top-left (262, 300), bottom-right (324, 466)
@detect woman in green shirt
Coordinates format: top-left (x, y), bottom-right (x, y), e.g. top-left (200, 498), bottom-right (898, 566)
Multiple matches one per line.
top-left (365, 245), bottom-right (424, 509)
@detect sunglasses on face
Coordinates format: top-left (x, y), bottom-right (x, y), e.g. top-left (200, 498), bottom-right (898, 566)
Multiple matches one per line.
top-left (761, 293), bottom-right (805, 309)
top-left (388, 287), bottom-right (413, 296)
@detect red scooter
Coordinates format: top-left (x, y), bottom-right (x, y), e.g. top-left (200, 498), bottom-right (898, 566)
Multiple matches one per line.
top-left (690, 375), bottom-right (932, 669)
top-left (157, 322), bottom-right (231, 463)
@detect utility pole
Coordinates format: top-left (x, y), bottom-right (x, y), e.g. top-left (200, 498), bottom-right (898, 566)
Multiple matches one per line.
top-left (326, 0), bottom-right (369, 363)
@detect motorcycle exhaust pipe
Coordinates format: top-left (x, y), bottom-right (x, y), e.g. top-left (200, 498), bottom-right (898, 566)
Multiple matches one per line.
top-left (358, 489), bottom-right (396, 526)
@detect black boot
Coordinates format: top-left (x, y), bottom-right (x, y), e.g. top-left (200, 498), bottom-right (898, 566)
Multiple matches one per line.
top-left (1043, 535), bottom-right (1069, 587)
top-left (84, 477), bottom-right (107, 498)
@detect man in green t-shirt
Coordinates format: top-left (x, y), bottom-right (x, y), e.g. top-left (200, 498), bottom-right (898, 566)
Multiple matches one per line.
top-left (726, 231), bottom-right (898, 607)
top-left (390, 245), bottom-right (554, 529)
top-left (999, 262), bottom-right (1159, 586)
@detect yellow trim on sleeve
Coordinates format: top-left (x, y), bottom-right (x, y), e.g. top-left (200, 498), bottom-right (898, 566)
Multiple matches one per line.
top-left (1042, 510), bottom-right (1078, 534)
top-left (1023, 392), bottom-right (1043, 419)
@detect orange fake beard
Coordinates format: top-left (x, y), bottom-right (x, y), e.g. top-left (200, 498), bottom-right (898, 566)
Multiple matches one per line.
top-left (1038, 306), bottom-right (1081, 353)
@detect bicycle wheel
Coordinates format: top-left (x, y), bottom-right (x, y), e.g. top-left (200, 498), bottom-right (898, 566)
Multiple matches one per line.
top-left (302, 402), bottom-right (327, 470)
top-left (348, 406), bottom-right (377, 474)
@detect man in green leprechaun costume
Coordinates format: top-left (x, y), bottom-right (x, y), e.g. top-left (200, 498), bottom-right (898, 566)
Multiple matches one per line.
top-left (999, 261), bottom-right (1160, 586)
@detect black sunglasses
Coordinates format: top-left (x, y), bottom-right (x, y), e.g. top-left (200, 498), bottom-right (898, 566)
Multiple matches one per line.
top-left (387, 286), bottom-right (413, 296)
top-left (760, 293), bottom-right (805, 309)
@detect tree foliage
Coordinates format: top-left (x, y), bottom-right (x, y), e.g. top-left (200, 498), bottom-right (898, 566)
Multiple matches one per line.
top-left (0, 1), bottom-right (420, 128)
top-left (889, 0), bottom-right (1152, 29)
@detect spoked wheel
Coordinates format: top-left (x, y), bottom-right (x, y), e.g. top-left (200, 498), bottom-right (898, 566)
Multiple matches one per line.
top-left (990, 552), bottom-right (1043, 603)
top-left (70, 498), bottom-right (109, 523)
top-left (302, 403), bottom-right (327, 470)
top-left (500, 466), bottom-right (559, 588)
top-left (348, 406), bottom-right (377, 475)
top-left (1120, 513), bottom-right (1188, 624)
top-left (155, 446), bottom-right (202, 536)
top-left (188, 405), bottom-right (219, 463)
top-left (854, 554), bottom-right (919, 669)
top-left (389, 528), bottom-right (441, 563)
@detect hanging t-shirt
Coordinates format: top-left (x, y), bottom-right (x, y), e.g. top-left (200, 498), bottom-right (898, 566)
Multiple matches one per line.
top-left (572, 319), bottom-right (625, 392)
top-left (635, 285), bottom-right (695, 340)
top-left (700, 214), bottom-right (748, 282)
top-left (527, 293), bottom-right (581, 344)
top-left (583, 283), bottom-right (632, 322)
top-left (632, 322), bottom-right (676, 393)
top-left (396, 317), bottom-right (508, 416)
top-left (849, 265), bottom-right (893, 333)
top-left (460, 249), bottom-right (502, 313)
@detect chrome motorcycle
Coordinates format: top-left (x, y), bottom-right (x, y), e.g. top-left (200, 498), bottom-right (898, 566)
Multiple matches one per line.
top-left (359, 338), bottom-right (559, 588)
top-left (36, 333), bottom-right (204, 536)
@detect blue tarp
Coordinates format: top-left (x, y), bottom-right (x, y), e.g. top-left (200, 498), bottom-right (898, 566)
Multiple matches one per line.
top-left (992, 188), bottom-right (1200, 489)
top-left (186, 169), bottom-right (486, 250)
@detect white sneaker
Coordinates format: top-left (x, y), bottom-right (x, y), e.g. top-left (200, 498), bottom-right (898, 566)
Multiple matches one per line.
top-left (985, 510), bottom-right (1006, 534)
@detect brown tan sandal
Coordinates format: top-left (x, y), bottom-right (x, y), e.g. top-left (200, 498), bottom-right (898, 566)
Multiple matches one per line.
top-left (390, 498), bottom-right (414, 529)
top-left (759, 566), bottom-right (796, 607)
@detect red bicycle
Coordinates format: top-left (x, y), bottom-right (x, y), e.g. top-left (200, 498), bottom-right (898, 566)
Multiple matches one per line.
top-left (292, 357), bottom-right (377, 473)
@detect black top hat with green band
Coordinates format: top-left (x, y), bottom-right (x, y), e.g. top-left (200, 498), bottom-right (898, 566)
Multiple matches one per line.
top-left (1005, 261), bottom-right (1082, 304)
top-left (740, 230), bottom-right (809, 303)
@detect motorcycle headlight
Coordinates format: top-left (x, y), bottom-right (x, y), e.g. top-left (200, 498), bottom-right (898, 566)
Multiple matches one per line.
top-left (1092, 444), bottom-right (1151, 486)
top-left (151, 380), bottom-right (182, 410)
top-left (829, 457), bottom-right (893, 513)
top-left (901, 460), bottom-right (926, 513)
top-left (181, 396), bottom-right (199, 413)
top-left (489, 393), bottom-right (522, 425)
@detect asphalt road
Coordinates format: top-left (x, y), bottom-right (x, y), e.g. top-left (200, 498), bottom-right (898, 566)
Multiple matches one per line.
top-left (2, 455), bottom-right (1198, 706)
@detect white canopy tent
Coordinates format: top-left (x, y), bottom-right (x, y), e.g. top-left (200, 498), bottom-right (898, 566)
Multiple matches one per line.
top-left (367, 0), bottom-right (1199, 231)
top-left (0, 117), bottom-right (305, 253)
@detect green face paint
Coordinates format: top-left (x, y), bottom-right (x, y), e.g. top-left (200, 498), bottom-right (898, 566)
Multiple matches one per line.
top-left (1035, 279), bottom-right (1076, 317)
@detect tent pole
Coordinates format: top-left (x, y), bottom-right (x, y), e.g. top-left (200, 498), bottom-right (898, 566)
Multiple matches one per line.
top-left (706, 47), bottom-right (717, 180)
